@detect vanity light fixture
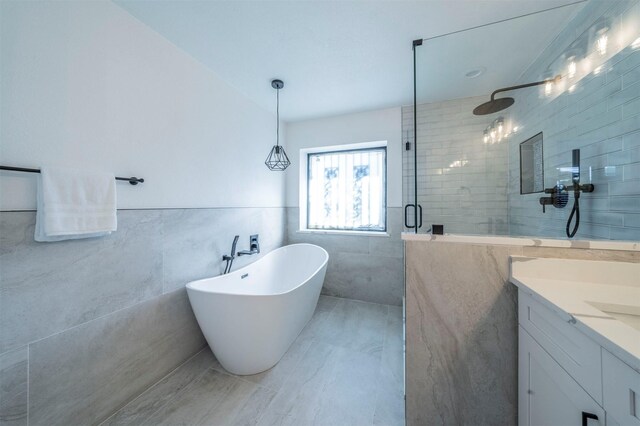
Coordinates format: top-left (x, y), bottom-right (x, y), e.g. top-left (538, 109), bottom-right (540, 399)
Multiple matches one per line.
top-left (483, 116), bottom-right (508, 144)
top-left (566, 53), bottom-right (578, 79)
top-left (544, 79), bottom-right (554, 96)
top-left (593, 19), bottom-right (610, 56)
top-left (265, 79), bottom-right (291, 171)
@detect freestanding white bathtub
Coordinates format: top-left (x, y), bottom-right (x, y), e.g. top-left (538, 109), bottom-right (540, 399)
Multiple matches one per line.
top-left (186, 243), bottom-right (329, 375)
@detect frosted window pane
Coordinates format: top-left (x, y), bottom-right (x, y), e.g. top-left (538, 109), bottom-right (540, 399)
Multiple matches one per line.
top-left (307, 148), bottom-right (386, 231)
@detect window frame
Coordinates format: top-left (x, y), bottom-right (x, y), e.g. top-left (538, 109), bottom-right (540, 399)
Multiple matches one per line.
top-left (299, 141), bottom-right (388, 235)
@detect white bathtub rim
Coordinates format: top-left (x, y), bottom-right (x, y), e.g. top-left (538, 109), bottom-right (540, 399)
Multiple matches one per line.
top-left (186, 243), bottom-right (329, 297)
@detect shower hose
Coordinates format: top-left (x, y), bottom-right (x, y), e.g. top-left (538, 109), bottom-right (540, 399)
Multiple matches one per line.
top-left (566, 191), bottom-right (580, 238)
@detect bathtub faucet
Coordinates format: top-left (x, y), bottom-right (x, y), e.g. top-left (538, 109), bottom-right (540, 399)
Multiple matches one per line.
top-left (237, 234), bottom-right (260, 256)
top-left (222, 235), bottom-right (239, 274)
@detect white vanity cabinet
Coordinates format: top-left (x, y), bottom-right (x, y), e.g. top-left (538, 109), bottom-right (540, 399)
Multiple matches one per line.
top-left (518, 290), bottom-right (640, 426)
top-left (511, 256), bottom-right (640, 426)
top-left (602, 349), bottom-right (640, 426)
top-left (519, 325), bottom-right (604, 426)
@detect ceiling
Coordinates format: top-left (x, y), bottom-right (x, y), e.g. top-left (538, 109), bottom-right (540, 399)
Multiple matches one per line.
top-left (114, 0), bottom-right (586, 122)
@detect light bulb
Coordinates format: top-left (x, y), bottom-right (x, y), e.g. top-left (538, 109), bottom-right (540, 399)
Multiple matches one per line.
top-left (632, 37), bottom-right (640, 50)
top-left (497, 119), bottom-right (504, 134)
top-left (513, 126), bottom-right (519, 133)
top-left (544, 80), bottom-right (553, 96)
top-left (596, 33), bottom-right (608, 56)
top-left (483, 130), bottom-right (489, 144)
top-left (567, 57), bottom-right (577, 79)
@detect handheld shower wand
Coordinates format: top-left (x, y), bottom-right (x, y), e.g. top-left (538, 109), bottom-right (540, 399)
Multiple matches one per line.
top-left (222, 235), bottom-right (240, 274)
top-left (565, 149), bottom-right (594, 238)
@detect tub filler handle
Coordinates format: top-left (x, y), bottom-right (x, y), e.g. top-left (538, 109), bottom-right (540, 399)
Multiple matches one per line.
top-left (237, 234), bottom-right (260, 256)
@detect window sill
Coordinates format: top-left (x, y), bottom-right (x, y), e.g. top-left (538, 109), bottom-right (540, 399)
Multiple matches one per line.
top-left (297, 229), bottom-right (390, 237)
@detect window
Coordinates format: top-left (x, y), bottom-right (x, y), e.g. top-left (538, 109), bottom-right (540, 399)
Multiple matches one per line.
top-left (303, 144), bottom-right (386, 232)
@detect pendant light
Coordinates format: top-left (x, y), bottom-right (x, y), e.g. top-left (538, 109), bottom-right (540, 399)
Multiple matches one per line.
top-left (265, 79), bottom-right (291, 171)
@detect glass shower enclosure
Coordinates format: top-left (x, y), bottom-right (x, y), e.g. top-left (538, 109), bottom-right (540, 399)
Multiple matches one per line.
top-left (403, 0), bottom-right (640, 241)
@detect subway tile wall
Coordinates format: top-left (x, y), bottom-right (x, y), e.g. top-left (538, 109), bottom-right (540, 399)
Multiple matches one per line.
top-left (0, 207), bottom-right (285, 426)
top-left (403, 0), bottom-right (640, 241)
top-left (507, 0), bottom-right (640, 241)
top-left (402, 96), bottom-right (510, 235)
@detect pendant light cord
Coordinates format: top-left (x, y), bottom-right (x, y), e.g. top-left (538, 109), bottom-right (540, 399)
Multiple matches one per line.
top-left (276, 88), bottom-right (280, 147)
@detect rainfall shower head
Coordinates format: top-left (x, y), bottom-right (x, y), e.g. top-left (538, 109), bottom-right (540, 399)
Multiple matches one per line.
top-left (473, 97), bottom-right (515, 115)
top-left (473, 75), bottom-right (561, 116)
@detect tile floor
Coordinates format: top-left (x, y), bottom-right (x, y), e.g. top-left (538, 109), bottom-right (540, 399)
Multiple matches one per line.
top-left (102, 295), bottom-right (404, 426)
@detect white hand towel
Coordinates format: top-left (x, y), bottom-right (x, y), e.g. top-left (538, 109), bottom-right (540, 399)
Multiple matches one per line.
top-left (35, 167), bottom-right (117, 242)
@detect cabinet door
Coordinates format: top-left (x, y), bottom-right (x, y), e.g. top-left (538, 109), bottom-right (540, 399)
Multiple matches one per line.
top-left (519, 326), bottom-right (605, 426)
top-left (602, 349), bottom-right (640, 426)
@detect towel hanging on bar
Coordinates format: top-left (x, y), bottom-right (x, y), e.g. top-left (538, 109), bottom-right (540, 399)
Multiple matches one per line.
top-left (34, 167), bottom-right (118, 242)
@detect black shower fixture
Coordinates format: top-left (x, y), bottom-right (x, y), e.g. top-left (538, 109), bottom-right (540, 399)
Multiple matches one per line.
top-left (539, 149), bottom-right (594, 238)
top-left (473, 75), bottom-right (562, 115)
top-left (265, 79), bottom-right (291, 171)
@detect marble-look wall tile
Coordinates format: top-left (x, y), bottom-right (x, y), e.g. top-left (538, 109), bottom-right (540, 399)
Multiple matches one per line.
top-left (323, 253), bottom-right (403, 307)
top-left (405, 241), bottom-right (522, 426)
top-left (286, 207), bottom-right (403, 306)
top-left (1, 207), bottom-right (286, 425)
top-left (0, 347), bottom-right (27, 426)
top-left (0, 210), bottom-right (163, 353)
top-left (28, 289), bottom-right (205, 426)
top-left (161, 207), bottom-right (285, 293)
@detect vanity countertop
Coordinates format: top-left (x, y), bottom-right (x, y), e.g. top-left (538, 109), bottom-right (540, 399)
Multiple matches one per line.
top-left (509, 256), bottom-right (640, 372)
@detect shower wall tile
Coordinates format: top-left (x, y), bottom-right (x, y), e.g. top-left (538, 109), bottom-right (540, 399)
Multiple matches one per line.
top-left (0, 210), bottom-right (164, 354)
top-left (0, 347), bottom-right (27, 426)
top-left (286, 207), bottom-right (403, 306)
top-left (28, 289), bottom-right (205, 426)
top-left (161, 207), bottom-right (285, 293)
top-left (405, 241), bottom-right (521, 426)
top-left (403, 0), bottom-right (639, 241)
top-left (506, 0), bottom-right (640, 241)
top-left (401, 96), bottom-right (510, 237)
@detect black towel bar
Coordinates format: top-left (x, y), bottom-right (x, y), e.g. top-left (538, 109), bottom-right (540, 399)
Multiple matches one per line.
top-left (0, 165), bottom-right (144, 185)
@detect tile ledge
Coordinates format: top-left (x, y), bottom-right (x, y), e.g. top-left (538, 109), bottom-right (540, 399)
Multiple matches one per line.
top-left (401, 233), bottom-right (640, 252)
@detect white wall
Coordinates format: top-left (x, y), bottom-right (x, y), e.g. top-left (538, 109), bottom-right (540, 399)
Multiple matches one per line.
top-left (284, 107), bottom-right (402, 207)
top-left (0, 0), bottom-right (285, 210)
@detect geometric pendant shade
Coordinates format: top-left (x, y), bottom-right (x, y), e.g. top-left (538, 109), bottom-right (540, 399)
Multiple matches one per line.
top-left (265, 144), bottom-right (291, 171)
top-left (265, 79), bottom-right (291, 171)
